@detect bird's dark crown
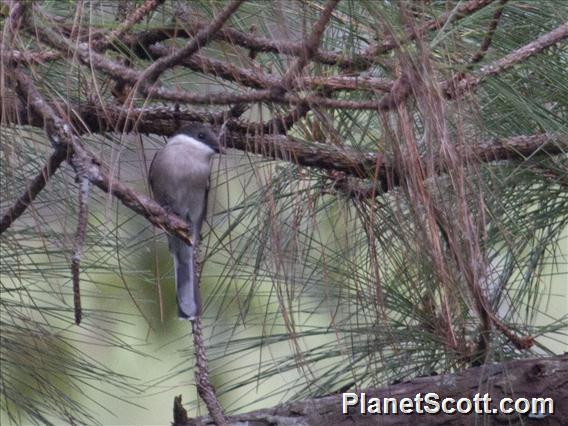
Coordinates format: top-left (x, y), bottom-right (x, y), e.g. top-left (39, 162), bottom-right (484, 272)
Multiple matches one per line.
top-left (175, 123), bottom-right (220, 153)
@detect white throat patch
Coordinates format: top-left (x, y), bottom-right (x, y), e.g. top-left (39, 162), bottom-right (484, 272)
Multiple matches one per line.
top-left (169, 134), bottom-right (215, 155)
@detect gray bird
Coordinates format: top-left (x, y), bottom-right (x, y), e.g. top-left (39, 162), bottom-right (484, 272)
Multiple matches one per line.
top-left (149, 123), bottom-right (221, 320)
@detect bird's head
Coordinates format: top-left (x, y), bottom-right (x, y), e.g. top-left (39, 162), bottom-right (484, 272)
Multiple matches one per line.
top-left (174, 123), bottom-right (225, 154)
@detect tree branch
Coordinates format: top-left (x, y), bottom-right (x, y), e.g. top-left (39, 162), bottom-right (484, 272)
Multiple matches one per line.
top-left (369, 0), bottom-right (496, 56)
top-left (71, 176), bottom-right (90, 325)
top-left (4, 95), bottom-right (565, 185)
top-left (10, 68), bottom-right (194, 245)
top-left (96, 0), bottom-right (164, 50)
top-left (191, 318), bottom-right (228, 425)
top-left (138, 0), bottom-right (244, 84)
top-left (468, 0), bottom-right (509, 67)
top-left (280, 0), bottom-right (340, 89)
top-left (29, 7), bottom-right (566, 112)
top-left (179, 354), bottom-right (568, 425)
top-left (129, 0), bottom-right (495, 70)
top-left (0, 146), bottom-right (68, 234)
top-left (448, 21), bottom-right (568, 95)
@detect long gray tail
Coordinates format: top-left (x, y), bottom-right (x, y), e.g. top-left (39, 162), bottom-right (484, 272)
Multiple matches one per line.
top-left (170, 236), bottom-right (200, 319)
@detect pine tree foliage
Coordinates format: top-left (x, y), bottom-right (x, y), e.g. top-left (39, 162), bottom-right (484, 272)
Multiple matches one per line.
top-left (1, 0), bottom-right (566, 424)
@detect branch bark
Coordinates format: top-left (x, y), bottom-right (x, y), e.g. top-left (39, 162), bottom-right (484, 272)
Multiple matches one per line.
top-left (178, 354), bottom-right (568, 425)
top-left (448, 21), bottom-right (568, 96)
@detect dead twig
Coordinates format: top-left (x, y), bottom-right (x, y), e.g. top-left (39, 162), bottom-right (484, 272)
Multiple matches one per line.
top-left (138, 0), bottom-right (244, 84)
top-left (0, 147), bottom-right (68, 234)
top-left (191, 317), bottom-right (228, 426)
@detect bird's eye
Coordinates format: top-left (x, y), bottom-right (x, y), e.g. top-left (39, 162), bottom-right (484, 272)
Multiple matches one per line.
top-left (198, 132), bottom-right (205, 140)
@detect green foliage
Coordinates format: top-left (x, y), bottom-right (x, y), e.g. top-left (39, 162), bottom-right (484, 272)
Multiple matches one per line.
top-left (1, 0), bottom-right (567, 423)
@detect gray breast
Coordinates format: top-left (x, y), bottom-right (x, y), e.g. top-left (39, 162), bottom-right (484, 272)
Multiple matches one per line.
top-left (149, 141), bottom-right (213, 224)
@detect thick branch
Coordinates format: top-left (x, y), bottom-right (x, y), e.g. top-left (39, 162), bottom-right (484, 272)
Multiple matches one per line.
top-left (5, 97), bottom-right (566, 184)
top-left (180, 354), bottom-right (568, 425)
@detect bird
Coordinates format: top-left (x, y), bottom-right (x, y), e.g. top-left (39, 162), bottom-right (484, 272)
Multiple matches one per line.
top-left (148, 123), bottom-right (222, 320)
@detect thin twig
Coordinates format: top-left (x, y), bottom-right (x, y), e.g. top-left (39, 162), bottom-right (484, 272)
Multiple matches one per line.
top-left (468, 0), bottom-right (509, 67)
top-left (99, 0), bottom-right (164, 50)
top-left (191, 318), bottom-right (228, 425)
top-left (281, 0), bottom-right (340, 88)
top-left (0, 147), bottom-right (68, 234)
top-left (139, 0), bottom-right (244, 84)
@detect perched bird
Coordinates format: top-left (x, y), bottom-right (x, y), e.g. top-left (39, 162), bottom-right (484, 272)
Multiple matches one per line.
top-left (149, 123), bottom-right (222, 320)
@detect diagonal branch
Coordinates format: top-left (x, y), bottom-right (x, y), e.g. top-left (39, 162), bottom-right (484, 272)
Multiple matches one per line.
top-left (96, 0), bottom-right (164, 50)
top-left (468, 0), bottom-right (509, 67)
top-left (11, 68), bottom-right (194, 246)
top-left (280, 0), bottom-right (340, 88)
top-left (138, 0), bottom-right (244, 84)
top-left (0, 146), bottom-right (68, 234)
top-left (448, 21), bottom-right (568, 95)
